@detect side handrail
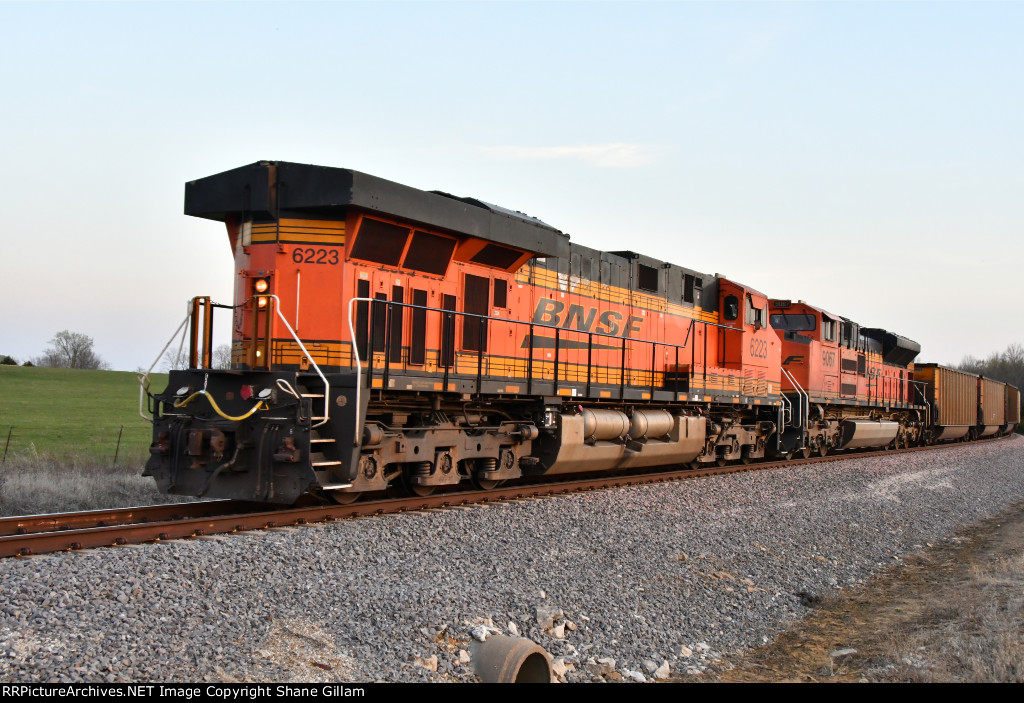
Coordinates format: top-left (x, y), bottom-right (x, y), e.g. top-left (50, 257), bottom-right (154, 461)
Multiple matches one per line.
top-left (137, 302), bottom-right (194, 422)
top-left (346, 296), bottom-right (711, 449)
top-left (779, 390), bottom-right (793, 427)
top-left (781, 367), bottom-right (809, 450)
top-left (266, 294), bottom-right (331, 428)
top-left (347, 296), bottom-right (368, 449)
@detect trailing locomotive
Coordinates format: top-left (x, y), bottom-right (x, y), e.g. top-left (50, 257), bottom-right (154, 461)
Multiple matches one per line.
top-left (141, 161), bottom-right (1020, 504)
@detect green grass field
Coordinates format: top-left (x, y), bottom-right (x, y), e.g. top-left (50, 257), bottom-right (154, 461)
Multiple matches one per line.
top-left (0, 365), bottom-right (168, 463)
top-left (0, 366), bottom-right (178, 515)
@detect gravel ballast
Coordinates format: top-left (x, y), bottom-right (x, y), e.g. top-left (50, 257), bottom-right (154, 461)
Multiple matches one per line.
top-left (2, 436), bottom-right (1023, 683)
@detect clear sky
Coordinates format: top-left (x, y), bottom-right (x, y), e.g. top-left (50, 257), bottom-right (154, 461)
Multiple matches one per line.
top-left (1, 1), bottom-right (1021, 371)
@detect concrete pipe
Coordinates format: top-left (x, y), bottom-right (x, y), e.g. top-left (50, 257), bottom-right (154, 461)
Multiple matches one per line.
top-left (471, 635), bottom-right (552, 683)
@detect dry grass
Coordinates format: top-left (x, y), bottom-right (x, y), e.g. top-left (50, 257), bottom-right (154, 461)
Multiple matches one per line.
top-left (0, 452), bottom-right (189, 517)
top-left (878, 553), bottom-right (1024, 682)
top-left (707, 500), bottom-right (1024, 684)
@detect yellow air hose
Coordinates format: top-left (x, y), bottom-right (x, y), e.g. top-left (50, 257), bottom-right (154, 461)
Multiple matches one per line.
top-left (173, 391), bottom-right (267, 421)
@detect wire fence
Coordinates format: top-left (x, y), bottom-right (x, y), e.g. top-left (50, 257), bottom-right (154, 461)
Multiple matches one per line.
top-left (1, 424), bottom-right (153, 467)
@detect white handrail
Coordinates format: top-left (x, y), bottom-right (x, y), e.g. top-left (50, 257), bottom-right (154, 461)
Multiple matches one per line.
top-left (137, 302), bottom-right (193, 422)
top-left (779, 388), bottom-right (793, 427)
top-left (347, 296), bottom-right (372, 449)
top-left (781, 367), bottom-right (810, 451)
top-left (267, 294), bottom-right (331, 428)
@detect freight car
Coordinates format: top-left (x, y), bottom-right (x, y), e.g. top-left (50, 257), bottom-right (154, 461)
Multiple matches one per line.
top-left (140, 161), bottom-right (1017, 504)
top-left (913, 364), bottom-right (1020, 441)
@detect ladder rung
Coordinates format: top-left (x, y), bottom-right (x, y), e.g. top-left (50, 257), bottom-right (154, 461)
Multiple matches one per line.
top-left (301, 393), bottom-right (325, 398)
top-left (312, 460), bottom-right (342, 467)
top-left (311, 438), bottom-right (336, 443)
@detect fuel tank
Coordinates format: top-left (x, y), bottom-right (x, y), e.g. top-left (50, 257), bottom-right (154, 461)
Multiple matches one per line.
top-left (838, 419), bottom-right (900, 449)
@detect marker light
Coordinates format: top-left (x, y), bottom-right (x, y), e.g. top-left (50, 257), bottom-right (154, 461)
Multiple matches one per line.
top-left (257, 296), bottom-right (268, 308)
top-left (254, 278), bottom-right (269, 294)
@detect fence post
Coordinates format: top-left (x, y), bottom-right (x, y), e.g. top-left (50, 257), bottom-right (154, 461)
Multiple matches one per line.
top-left (112, 425), bottom-right (124, 466)
top-left (2, 426), bottom-right (11, 465)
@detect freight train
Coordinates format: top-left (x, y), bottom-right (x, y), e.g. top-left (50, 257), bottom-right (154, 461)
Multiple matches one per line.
top-left (140, 161), bottom-right (1021, 504)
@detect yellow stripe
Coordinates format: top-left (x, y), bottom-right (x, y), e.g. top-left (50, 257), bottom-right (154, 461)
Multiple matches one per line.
top-left (251, 219), bottom-right (347, 244)
top-left (516, 265), bottom-right (718, 324)
top-left (252, 219), bottom-right (345, 232)
top-left (280, 218), bottom-right (346, 231)
top-left (251, 232), bottom-right (346, 244)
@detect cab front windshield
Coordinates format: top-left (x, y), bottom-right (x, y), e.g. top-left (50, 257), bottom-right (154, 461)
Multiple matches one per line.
top-left (769, 313), bottom-right (816, 332)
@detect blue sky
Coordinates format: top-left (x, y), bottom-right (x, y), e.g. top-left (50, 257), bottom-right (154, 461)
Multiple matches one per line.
top-left (1, 1), bottom-right (1021, 370)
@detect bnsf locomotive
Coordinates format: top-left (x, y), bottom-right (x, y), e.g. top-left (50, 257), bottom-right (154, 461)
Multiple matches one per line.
top-left (141, 161), bottom-right (1021, 504)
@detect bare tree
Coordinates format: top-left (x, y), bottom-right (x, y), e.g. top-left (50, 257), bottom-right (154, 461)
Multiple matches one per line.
top-left (1005, 343), bottom-right (1024, 367)
top-left (213, 344), bottom-right (233, 370)
top-left (34, 331), bottom-right (110, 370)
top-left (161, 343), bottom-right (233, 371)
top-left (957, 342), bottom-right (1024, 391)
top-left (161, 347), bottom-right (190, 371)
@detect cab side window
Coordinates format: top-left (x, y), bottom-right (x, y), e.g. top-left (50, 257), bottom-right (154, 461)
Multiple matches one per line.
top-left (745, 295), bottom-right (765, 327)
top-left (724, 295), bottom-right (739, 321)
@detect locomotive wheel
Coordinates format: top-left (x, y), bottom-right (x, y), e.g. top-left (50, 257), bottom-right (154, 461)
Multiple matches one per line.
top-left (715, 457), bottom-right (728, 467)
top-left (800, 447), bottom-right (813, 459)
top-left (326, 490), bottom-right (362, 505)
top-left (472, 477), bottom-right (506, 491)
top-left (687, 461), bottom-right (702, 470)
top-left (399, 472), bottom-right (438, 497)
top-left (818, 445), bottom-right (829, 457)
top-left (405, 480), bottom-right (438, 497)
top-left (399, 461), bottom-right (439, 497)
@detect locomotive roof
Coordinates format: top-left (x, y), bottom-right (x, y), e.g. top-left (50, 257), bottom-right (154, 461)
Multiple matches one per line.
top-left (185, 161), bottom-right (570, 258)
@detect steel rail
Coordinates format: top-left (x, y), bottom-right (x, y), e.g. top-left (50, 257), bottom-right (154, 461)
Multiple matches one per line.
top-left (0, 500), bottom-right (275, 538)
top-left (0, 436), bottom-right (1010, 559)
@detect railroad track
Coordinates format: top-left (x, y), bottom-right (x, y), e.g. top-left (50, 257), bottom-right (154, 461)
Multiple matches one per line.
top-left (0, 439), bottom-right (1005, 558)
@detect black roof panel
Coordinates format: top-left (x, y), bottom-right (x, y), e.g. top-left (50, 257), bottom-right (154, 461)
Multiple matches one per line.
top-left (184, 161), bottom-right (569, 258)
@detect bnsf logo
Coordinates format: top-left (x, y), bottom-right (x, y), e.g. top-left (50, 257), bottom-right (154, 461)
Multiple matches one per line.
top-left (533, 299), bottom-right (643, 338)
top-left (822, 350), bottom-right (836, 368)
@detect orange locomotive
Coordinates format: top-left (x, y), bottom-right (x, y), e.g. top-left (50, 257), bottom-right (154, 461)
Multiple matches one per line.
top-left (141, 161), bottom-right (1015, 504)
top-left (768, 299), bottom-right (922, 456)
